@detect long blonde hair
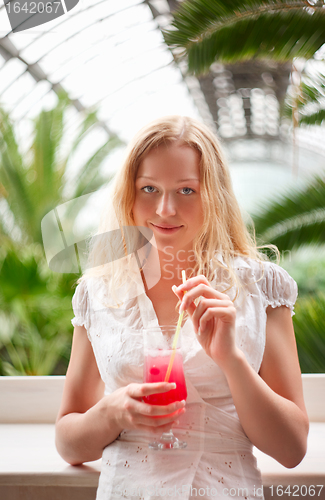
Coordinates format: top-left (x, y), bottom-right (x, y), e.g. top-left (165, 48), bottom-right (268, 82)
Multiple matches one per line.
top-left (79, 115), bottom-right (275, 306)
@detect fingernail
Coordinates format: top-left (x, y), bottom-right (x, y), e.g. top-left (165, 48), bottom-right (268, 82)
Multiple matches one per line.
top-left (170, 383), bottom-right (176, 389)
top-left (172, 285), bottom-right (177, 292)
top-left (197, 328), bottom-right (201, 336)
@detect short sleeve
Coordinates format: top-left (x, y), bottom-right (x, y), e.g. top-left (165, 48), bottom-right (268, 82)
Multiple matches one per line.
top-left (260, 262), bottom-right (298, 316)
top-left (71, 280), bottom-right (90, 332)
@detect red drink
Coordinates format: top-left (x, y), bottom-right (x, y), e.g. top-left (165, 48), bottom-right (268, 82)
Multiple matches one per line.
top-left (143, 325), bottom-right (188, 449)
top-left (144, 350), bottom-right (187, 405)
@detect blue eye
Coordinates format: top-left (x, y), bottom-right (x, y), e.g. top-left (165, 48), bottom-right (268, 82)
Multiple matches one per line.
top-left (142, 186), bottom-right (157, 193)
top-left (181, 187), bottom-right (194, 195)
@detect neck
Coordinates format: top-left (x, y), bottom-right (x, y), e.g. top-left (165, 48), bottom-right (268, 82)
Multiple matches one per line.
top-left (139, 244), bottom-right (195, 286)
top-left (157, 247), bottom-right (195, 283)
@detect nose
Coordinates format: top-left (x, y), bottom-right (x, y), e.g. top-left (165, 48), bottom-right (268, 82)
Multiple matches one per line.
top-left (156, 193), bottom-right (177, 217)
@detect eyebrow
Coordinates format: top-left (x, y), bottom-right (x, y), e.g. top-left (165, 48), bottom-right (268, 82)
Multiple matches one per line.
top-left (137, 176), bottom-right (199, 182)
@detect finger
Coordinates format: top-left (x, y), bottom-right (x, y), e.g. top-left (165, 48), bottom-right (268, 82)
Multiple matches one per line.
top-left (172, 285), bottom-right (191, 313)
top-left (137, 407), bottom-right (186, 428)
top-left (128, 382), bottom-right (176, 400)
top-left (199, 305), bottom-right (236, 332)
top-left (178, 278), bottom-right (231, 301)
top-left (176, 274), bottom-right (210, 292)
top-left (191, 298), bottom-right (232, 333)
top-left (180, 285), bottom-right (232, 313)
top-left (171, 285), bottom-right (183, 300)
top-left (137, 399), bottom-right (186, 418)
top-left (143, 420), bottom-right (181, 434)
top-left (129, 403), bottom-right (185, 429)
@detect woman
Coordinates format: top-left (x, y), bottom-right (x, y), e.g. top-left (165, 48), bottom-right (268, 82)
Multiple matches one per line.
top-left (55, 116), bottom-right (309, 500)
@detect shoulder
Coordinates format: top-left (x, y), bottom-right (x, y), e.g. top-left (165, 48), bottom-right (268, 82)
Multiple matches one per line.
top-left (71, 278), bottom-right (92, 331)
top-left (72, 278), bottom-right (90, 309)
top-left (233, 255), bottom-right (298, 316)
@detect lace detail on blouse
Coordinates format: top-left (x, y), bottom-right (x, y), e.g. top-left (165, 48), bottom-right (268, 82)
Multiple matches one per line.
top-left (71, 280), bottom-right (91, 340)
top-left (259, 261), bottom-right (298, 316)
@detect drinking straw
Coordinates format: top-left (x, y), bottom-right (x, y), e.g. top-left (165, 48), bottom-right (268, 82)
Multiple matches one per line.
top-left (164, 270), bottom-right (187, 383)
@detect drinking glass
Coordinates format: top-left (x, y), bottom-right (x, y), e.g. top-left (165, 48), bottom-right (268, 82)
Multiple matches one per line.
top-left (143, 325), bottom-right (187, 450)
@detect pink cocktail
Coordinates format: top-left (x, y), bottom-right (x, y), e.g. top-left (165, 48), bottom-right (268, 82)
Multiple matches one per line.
top-left (144, 351), bottom-right (187, 405)
top-left (143, 325), bottom-right (187, 450)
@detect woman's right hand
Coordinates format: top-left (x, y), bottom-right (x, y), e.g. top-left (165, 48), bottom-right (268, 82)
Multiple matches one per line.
top-left (106, 382), bottom-right (186, 435)
top-left (56, 326), bottom-right (186, 465)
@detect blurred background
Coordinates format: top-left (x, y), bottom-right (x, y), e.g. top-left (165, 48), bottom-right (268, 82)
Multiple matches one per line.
top-left (0, 0), bottom-right (324, 375)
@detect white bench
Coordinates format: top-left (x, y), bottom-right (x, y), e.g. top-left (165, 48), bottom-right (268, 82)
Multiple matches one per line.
top-left (0, 375), bottom-right (324, 500)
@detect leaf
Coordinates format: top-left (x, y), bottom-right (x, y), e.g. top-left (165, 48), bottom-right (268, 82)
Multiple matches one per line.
top-left (71, 135), bottom-right (121, 198)
top-left (298, 109), bottom-right (325, 126)
top-left (163, 0), bottom-right (325, 75)
top-left (0, 92), bottom-right (122, 244)
top-left (252, 175), bottom-right (325, 252)
top-left (283, 65), bottom-right (325, 126)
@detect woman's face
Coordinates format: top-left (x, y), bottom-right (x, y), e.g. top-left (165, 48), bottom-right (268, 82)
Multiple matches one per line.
top-left (133, 142), bottom-right (204, 255)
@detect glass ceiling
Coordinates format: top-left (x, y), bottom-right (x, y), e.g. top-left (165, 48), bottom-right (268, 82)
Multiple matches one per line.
top-left (0, 0), bottom-right (325, 217)
top-left (0, 0), bottom-right (201, 148)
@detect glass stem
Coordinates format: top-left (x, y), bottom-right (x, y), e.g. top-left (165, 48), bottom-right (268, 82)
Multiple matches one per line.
top-left (160, 430), bottom-right (177, 443)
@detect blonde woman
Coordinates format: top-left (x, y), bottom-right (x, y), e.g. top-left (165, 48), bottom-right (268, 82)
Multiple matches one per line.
top-left (55, 116), bottom-right (309, 500)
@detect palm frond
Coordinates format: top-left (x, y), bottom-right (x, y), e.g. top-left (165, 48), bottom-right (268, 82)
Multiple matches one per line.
top-left (0, 92), bottom-right (122, 244)
top-left (252, 175), bottom-right (325, 251)
top-left (71, 136), bottom-right (121, 198)
top-left (283, 65), bottom-right (325, 125)
top-left (164, 0), bottom-right (325, 74)
top-left (32, 94), bottom-right (67, 197)
top-left (0, 129), bottom-right (35, 236)
top-left (298, 109), bottom-right (325, 126)
top-left (66, 109), bottom-right (103, 158)
top-left (0, 108), bottom-right (24, 172)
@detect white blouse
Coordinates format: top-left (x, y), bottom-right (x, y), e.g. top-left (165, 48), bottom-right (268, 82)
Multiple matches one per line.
top-left (71, 256), bottom-right (298, 500)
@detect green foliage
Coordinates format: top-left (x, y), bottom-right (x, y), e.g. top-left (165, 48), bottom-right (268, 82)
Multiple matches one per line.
top-left (252, 175), bottom-right (325, 373)
top-left (0, 244), bottom-right (76, 375)
top-left (283, 66), bottom-right (325, 127)
top-left (163, 0), bottom-right (325, 75)
top-left (0, 92), bottom-right (122, 375)
top-left (281, 249), bottom-right (325, 297)
top-left (293, 293), bottom-right (325, 373)
top-left (252, 175), bottom-right (325, 252)
top-left (0, 90), bottom-right (122, 244)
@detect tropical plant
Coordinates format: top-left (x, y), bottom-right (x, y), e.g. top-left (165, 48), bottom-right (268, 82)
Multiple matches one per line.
top-left (281, 249), bottom-right (325, 297)
top-left (163, 0), bottom-right (325, 76)
top-left (293, 292), bottom-right (325, 373)
top-left (252, 175), bottom-right (325, 252)
top-left (251, 175), bottom-right (325, 372)
top-left (0, 243), bottom-right (76, 375)
top-left (0, 91), bottom-right (123, 375)
top-left (284, 63), bottom-right (325, 127)
top-left (0, 90), bottom-right (122, 245)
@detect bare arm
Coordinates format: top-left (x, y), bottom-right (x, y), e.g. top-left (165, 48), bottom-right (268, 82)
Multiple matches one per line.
top-left (222, 305), bottom-right (309, 468)
top-left (174, 276), bottom-right (309, 469)
top-left (55, 325), bottom-right (118, 465)
top-left (55, 325), bottom-right (185, 466)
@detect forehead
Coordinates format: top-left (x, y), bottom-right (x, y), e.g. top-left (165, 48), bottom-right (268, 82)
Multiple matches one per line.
top-left (137, 143), bottom-right (200, 179)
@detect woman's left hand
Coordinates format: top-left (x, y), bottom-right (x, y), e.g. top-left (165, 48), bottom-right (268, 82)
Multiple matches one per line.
top-left (172, 275), bottom-right (238, 370)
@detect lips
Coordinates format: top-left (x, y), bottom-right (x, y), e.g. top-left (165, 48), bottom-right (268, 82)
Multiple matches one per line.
top-left (150, 223), bottom-right (183, 233)
top-left (153, 224), bottom-right (181, 229)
